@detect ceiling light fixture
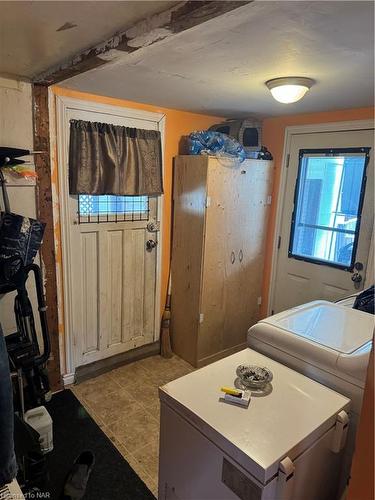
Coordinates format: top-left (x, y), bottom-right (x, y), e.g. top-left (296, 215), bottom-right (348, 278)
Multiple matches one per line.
top-left (265, 77), bottom-right (314, 104)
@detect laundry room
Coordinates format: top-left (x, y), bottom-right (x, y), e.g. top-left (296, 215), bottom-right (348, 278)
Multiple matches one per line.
top-left (0, 1), bottom-right (374, 500)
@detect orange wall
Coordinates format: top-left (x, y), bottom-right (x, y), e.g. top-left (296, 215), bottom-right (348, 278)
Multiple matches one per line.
top-left (52, 86), bottom-right (222, 319)
top-left (261, 106), bottom-right (375, 316)
top-left (51, 89), bottom-right (373, 338)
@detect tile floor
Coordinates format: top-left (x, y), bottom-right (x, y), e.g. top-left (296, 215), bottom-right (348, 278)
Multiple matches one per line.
top-left (71, 354), bottom-right (194, 497)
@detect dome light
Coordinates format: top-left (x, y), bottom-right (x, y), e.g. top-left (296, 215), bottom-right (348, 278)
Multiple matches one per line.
top-left (265, 77), bottom-right (314, 104)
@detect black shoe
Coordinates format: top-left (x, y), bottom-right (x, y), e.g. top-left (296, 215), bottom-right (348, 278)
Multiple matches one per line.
top-left (62, 451), bottom-right (95, 500)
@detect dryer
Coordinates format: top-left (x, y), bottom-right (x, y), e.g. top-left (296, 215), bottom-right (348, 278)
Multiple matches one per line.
top-left (247, 300), bottom-right (374, 490)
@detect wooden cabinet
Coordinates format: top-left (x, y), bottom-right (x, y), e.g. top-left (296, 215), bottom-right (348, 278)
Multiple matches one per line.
top-left (171, 155), bottom-right (274, 367)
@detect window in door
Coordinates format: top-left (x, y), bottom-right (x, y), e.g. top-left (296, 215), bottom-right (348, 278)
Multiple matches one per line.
top-left (289, 148), bottom-right (370, 270)
top-left (78, 194), bottom-right (149, 223)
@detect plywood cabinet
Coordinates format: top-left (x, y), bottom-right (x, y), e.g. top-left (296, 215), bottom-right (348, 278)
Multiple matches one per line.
top-left (171, 155), bottom-right (274, 367)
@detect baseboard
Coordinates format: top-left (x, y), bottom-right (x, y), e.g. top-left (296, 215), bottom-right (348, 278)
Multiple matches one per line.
top-left (74, 341), bottom-right (160, 384)
top-left (197, 342), bottom-right (248, 368)
top-left (62, 373), bottom-right (75, 386)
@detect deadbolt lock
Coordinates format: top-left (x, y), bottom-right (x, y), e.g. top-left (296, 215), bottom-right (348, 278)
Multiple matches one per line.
top-left (147, 221), bottom-right (160, 232)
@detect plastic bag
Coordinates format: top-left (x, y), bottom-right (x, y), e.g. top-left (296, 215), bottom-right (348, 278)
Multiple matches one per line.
top-left (0, 212), bottom-right (45, 267)
top-left (188, 131), bottom-right (246, 163)
top-left (3, 165), bottom-right (38, 180)
top-left (353, 285), bottom-right (374, 314)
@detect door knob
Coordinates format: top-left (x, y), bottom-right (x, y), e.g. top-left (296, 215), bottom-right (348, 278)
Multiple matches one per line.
top-left (351, 272), bottom-right (362, 284)
top-left (146, 239), bottom-right (157, 252)
top-left (351, 261), bottom-right (364, 288)
top-left (351, 263), bottom-right (363, 289)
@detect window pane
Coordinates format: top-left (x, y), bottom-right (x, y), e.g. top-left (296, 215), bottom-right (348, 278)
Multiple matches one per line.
top-left (290, 150), bottom-right (367, 268)
top-left (79, 194), bottom-right (148, 215)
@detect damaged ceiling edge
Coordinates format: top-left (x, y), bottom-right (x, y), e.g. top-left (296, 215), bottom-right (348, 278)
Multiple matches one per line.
top-left (33, 0), bottom-right (251, 86)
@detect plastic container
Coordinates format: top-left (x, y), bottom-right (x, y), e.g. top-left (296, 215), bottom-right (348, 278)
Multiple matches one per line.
top-left (188, 130), bottom-right (246, 162)
top-left (24, 406), bottom-right (53, 454)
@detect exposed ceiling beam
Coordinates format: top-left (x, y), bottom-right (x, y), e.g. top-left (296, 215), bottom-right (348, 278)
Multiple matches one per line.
top-left (33, 0), bottom-right (250, 86)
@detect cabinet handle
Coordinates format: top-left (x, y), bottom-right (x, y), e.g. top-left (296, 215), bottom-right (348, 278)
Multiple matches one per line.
top-left (239, 249), bottom-right (243, 263)
top-left (230, 251), bottom-right (236, 264)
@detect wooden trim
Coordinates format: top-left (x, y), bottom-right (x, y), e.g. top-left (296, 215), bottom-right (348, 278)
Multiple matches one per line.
top-left (33, 1), bottom-right (250, 85)
top-left (155, 114), bottom-right (166, 339)
top-left (32, 83), bottom-right (62, 390)
top-left (267, 119), bottom-right (375, 315)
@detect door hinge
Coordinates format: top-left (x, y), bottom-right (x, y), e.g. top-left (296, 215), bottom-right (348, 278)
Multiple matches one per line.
top-left (331, 410), bottom-right (349, 453)
top-left (277, 456), bottom-right (295, 499)
top-left (286, 154), bottom-right (290, 168)
top-left (257, 296), bottom-right (262, 305)
top-left (205, 196), bottom-right (211, 208)
top-left (199, 313), bottom-right (204, 323)
top-left (277, 236), bottom-right (281, 249)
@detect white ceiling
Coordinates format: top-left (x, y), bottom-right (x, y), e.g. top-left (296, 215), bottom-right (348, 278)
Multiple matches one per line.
top-left (0, 1), bottom-right (373, 117)
top-left (61, 1), bottom-right (375, 117)
top-left (0, 1), bottom-right (176, 79)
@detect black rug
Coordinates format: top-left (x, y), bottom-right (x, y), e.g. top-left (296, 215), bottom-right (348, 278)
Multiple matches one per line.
top-left (44, 389), bottom-right (155, 500)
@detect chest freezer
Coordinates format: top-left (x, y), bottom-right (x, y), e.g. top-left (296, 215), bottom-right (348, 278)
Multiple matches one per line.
top-left (159, 349), bottom-right (350, 500)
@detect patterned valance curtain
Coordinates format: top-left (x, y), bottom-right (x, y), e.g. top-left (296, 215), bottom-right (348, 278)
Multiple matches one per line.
top-left (68, 120), bottom-right (163, 196)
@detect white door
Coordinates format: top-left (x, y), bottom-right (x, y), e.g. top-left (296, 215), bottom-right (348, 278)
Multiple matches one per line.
top-left (58, 101), bottom-right (164, 369)
top-left (272, 128), bottom-right (374, 314)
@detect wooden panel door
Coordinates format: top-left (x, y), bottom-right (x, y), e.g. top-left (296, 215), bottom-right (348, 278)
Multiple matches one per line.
top-left (69, 205), bottom-right (158, 367)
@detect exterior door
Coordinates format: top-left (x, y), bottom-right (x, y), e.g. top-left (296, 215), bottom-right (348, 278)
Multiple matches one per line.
top-left (272, 128), bottom-right (374, 314)
top-left (59, 102), bottom-right (163, 369)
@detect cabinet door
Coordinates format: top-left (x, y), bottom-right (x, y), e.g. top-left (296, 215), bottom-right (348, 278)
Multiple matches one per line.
top-left (198, 159), bottom-right (239, 363)
top-left (171, 156), bottom-right (208, 366)
top-left (223, 160), bottom-right (273, 349)
top-left (199, 160), bottom-right (273, 363)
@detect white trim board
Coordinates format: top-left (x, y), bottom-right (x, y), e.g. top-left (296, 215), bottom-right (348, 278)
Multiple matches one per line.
top-left (62, 373), bottom-right (75, 387)
top-left (54, 95), bottom-right (166, 376)
top-left (267, 119), bottom-right (375, 315)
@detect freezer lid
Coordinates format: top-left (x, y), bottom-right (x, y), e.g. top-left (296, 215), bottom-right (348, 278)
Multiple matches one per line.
top-left (159, 349), bottom-right (350, 484)
top-left (261, 301), bottom-right (374, 354)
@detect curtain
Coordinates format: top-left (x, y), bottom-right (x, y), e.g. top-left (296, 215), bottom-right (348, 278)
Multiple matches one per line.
top-left (68, 120), bottom-right (163, 196)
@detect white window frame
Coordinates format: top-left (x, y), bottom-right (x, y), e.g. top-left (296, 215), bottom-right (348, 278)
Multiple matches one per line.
top-left (51, 94), bottom-right (165, 380)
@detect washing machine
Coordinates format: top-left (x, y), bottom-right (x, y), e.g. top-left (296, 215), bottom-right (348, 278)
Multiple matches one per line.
top-left (247, 299), bottom-right (374, 490)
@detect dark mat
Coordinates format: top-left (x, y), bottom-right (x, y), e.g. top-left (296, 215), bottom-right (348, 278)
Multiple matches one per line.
top-left (44, 389), bottom-right (155, 500)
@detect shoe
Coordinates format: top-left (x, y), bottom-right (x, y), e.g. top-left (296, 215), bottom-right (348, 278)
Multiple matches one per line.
top-left (62, 451), bottom-right (95, 500)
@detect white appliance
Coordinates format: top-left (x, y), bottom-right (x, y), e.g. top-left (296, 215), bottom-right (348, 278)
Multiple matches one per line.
top-left (24, 406), bottom-right (53, 454)
top-left (247, 300), bottom-right (374, 490)
top-left (159, 349), bottom-right (350, 500)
